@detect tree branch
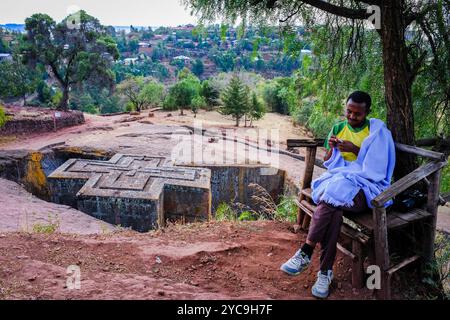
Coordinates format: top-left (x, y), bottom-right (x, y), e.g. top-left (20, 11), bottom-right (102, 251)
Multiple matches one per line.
top-left (409, 50), bottom-right (427, 82)
top-left (251, 0), bottom-right (371, 20)
top-left (279, 3), bottom-right (303, 22)
top-left (49, 61), bottom-right (64, 87)
top-left (405, 2), bottom-right (438, 27)
top-left (354, 0), bottom-right (380, 5)
top-left (299, 0), bottom-right (371, 20)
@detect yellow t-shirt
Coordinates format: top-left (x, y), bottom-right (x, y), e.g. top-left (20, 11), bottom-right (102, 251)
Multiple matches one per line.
top-left (324, 119), bottom-right (370, 161)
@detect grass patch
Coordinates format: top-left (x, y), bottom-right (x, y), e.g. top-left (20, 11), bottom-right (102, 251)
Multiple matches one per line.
top-left (31, 214), bottom-right (60, 234)
top-left (214, 183), bottom-right (298, 222)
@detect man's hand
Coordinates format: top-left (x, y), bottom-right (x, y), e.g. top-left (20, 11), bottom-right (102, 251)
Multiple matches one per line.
top-left (337, 140), bottom-right (360, 155)
top-left (328, 135), bottom-right (339, 149)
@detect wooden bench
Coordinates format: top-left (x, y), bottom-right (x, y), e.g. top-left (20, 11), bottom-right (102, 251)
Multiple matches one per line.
top-left (287, 138), bottom-right (448, 299)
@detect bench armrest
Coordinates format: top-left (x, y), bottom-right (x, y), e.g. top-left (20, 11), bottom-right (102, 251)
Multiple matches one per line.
top-left (371, 161), bottom-right (448, 207)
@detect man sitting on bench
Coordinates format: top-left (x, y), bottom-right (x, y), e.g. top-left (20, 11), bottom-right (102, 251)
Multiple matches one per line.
top-left (280, 91), bottom-right (396, 298)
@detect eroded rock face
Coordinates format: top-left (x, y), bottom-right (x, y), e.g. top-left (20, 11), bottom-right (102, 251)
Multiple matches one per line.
top-left (0, 178), bottom-right (116, 234)
top-left (0, 107), bottom-right (85, 136)
top-left (47, 154), bottom-right (211, 232)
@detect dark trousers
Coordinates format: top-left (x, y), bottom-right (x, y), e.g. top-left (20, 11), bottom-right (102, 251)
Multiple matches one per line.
top-left (307, 190), bottom-right (368, 271)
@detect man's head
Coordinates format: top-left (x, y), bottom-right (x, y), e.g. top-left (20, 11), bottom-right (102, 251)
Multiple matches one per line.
top-left (345, 91), bottom-right (371, 128)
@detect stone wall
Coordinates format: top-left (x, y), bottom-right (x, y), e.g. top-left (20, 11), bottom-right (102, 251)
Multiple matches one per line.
top-left (0, 110), bottom-right (84, 136)
top-left (197, 165), bottom-right (286, 214)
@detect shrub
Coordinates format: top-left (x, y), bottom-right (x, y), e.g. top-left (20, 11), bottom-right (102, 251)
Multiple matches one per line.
top-left (32, 214), bottom-right (60, 234)
top-left (0, 105), bottom-right (9, 128)
top-left (422, 231), bottom-right (450, 299)
top-left (215, 202), bottom-right (237, 221)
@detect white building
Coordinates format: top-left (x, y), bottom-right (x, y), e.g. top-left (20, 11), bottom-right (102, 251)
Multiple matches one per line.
top-left (0, 53), bottom-right (13, 62)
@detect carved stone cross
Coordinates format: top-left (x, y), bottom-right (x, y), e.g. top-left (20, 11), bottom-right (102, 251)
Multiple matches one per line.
top-left (48, 154), bottom-right (211, 231)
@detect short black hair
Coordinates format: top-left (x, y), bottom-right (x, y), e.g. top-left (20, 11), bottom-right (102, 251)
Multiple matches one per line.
top-left (346, 91), bottom-right (372, 113)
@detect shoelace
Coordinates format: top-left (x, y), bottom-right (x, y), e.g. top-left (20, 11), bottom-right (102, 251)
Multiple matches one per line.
top-left (291, 251), bottom-right (307, 267)
top-left (316, 273), bottom-right (331, 291)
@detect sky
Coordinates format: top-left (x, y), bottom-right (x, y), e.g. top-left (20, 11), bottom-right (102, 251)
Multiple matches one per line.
top-left (0, 0), bottom-right (200, 26)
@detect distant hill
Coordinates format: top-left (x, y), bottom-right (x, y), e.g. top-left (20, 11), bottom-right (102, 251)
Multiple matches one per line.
top-left (0, 24), bottom-right (157, 34)
top-left (0, 24), bottom-right (25, 32)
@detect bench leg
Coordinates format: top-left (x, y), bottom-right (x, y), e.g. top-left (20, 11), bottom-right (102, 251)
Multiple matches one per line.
top-left (352, 240), bottom-right (365, 289)
top-left (302, 214), bottom-right (311, 230)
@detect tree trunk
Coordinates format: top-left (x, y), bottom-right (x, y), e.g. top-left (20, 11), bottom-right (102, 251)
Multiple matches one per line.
top-left (380, 1), bottom-right (418, 180)
top-left (59, 86), bottom-right (69, 111)
top-left (235, 116), bottom-right (239, 127)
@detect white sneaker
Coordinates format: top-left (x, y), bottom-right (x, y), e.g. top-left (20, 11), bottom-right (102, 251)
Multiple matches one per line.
top-left (280, 249), bottom-right (311, 276)
top-left (312, 270), bottom-right (333, 298)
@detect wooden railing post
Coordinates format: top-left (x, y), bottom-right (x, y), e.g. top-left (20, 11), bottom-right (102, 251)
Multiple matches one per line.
top-left (423, 169), bottom-right (443, 263)
top-left (373, 206), bottom-right (390, 300)
top-left (297, 146), bottom-right (317, 229)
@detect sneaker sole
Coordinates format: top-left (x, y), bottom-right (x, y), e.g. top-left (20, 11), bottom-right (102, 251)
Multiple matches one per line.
top-left (311, 288), bottom-right (329, 299)
top-left (279, 265), bottom-right (303, 276)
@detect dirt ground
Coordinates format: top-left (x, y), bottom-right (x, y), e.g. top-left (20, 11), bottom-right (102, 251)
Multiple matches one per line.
top-left (0, 108), bottom-right (448, 300)
top-left (0, 221), bottom-right (377, 300)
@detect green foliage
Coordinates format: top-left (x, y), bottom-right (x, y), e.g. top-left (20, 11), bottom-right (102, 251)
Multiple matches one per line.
top-left (36, 81), bottom-right (53, 104)
top-left (0, 38), bottom-right (10, 53)
top-left (191, 95), bottom-right (206, 115)
top-left (162, 94), bottom-right (178, 111)
top-left (248, 92), bottom-right (266, 125)
top-left (0, 59), bottom-right (39, 103)
top-left (200, 80), bottom-right (220, 109)
top-left (422, 232), bottom-right (450, 299)
top-left (215, 203), bottom-right (257, 222)
top-left (273, 196), bottom-right (298, 223)
top-left (22, 11), bottom-right (119, 110)
top-left (219, 75), bottom-right (249, 126)
top-left (51, 89), bottom-right (63, 107)
top-left (238, 211), bottom-right (257, 221)
top-left (117, 76), bottom-right (163, 112)
top-left (166, 73), bottom-right (201, 115)
top-left (32, 214), bottom-right (60, 234)
top-left (140, 81), bottom-right (165, 107)
top-left (0, 105), bottom-right (9, 128)
top-left (99, 94), bottom-right (122, 114)
top-left (215, 202), bottom-right (236, 221)
top-left (192, 58), bottom-right (204, 77)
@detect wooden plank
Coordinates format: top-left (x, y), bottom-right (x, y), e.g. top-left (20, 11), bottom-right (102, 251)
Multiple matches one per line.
top-left (337, 243), bottom-right (356, 260)
top-left (386, 213), bottom-right (408, 230)
top-left (341, 224), bottom-right (370, 245)
top-left (347, 209), bottom-right (433, 231)
top-left (424, 170), bottom-right (442, 263)
top-left (371, 161), bottom-right (448, 208)
top-left (302, 147), bottom-right (317, 190)
top-left (287, 138), bottom-right (325, 148)
top-left (395, 142), bottom-right (447, 161)
top-left (300, 200), bottom-right (317, 213)
top-left (393, 208), bottom-right (432, 223)
top-left (373, 207), bottom-right (390, 300)
top-left (352, 241), bottom-right (365, 289)
top-left (297, 193), bottom-right (306, 226)
top-left (387, 255), bottom-right (421, 276)
top-left (301, 188), bottom-right (313, 199)
top-left (347, 212), bottom-right (373, 231)
top-left (424, 177), bottom-right (446, 205)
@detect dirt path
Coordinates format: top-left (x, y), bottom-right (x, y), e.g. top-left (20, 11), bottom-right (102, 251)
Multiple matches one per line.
top-left (0, 221), bottom-right (377, 300)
